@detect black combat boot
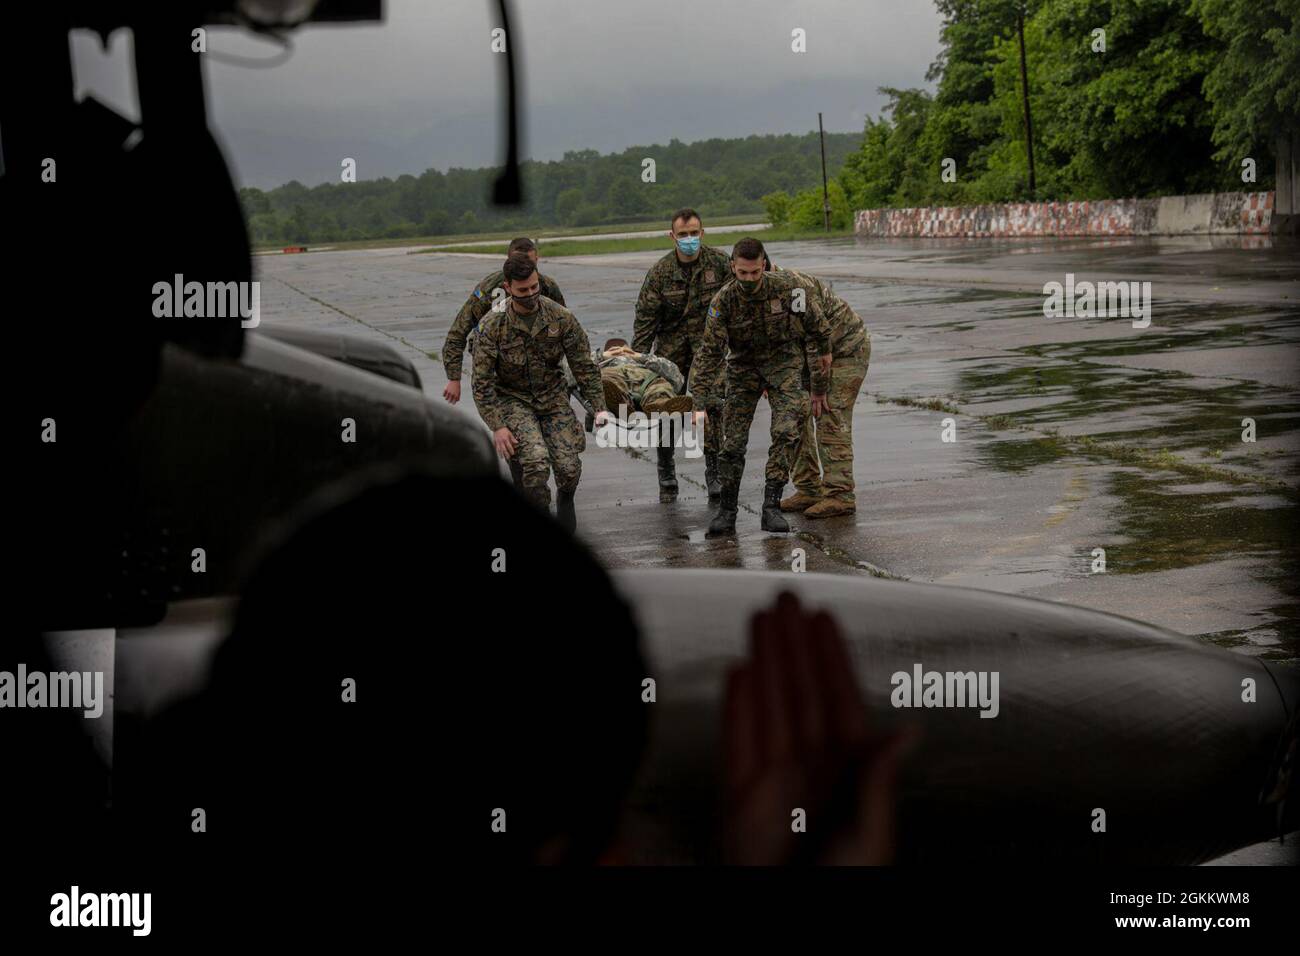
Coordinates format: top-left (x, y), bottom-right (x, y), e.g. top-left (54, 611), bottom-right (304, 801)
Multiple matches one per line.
top-left (704, 451), bottom-right (722, 503)
top-left (706, 481), bottom-right (738, 537)
top-left (556, 488), bottom-right (577, 534)
top-left (760, 479), bottom-right (790, 533)
top-left (656, 444), bottom-right (678, 503)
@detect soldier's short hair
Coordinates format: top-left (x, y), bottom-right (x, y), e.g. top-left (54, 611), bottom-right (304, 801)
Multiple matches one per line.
top-left (502, 252), bottom-right (538, 284)
top-left (670, 208), bottom-right (701, 231)
top-left (732, 237), bottom-right (766, 263)
top-left (507, 237), bottom-right (537, 256)
top-left (603, 338), bottom-right (629, 351)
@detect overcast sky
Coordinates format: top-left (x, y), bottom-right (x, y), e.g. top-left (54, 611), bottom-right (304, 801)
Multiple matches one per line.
top-left (71, 0), bottom-right (943, 189)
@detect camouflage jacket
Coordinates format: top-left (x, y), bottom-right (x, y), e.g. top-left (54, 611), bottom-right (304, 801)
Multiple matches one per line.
top-left (471, 298), bottom-right (605, 432)
top-left (632, 244), bottom-right (733, 355)
top-left (689, 271), bottom-right (833, 409)
top-left (443, 269), bottom-right (565, 381)
top-left (561, 350), bottom-right (686, 397)
top-left (778, 268), bottom-right (869, 358)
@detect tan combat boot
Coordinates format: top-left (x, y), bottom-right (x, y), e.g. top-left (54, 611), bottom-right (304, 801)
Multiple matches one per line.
top-left (803, 497), bottom-right (855, 519)
top-left (643, 394), bottom-right (694, 416)
top-left (780, 491), bottom-right (822, 512)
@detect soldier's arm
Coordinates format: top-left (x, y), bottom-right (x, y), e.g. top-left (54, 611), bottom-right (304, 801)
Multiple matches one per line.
top-left (443, 285), bottom-right (495, 381)
top-left (632, 271), bottom-right (662, 354)
top-left (688, 296), bottom-right (728, 409)
top-left (470, 320), bottom-right (507, 432)
top-left (803, 289), bottom-right (832, 395)
top-left (561, 354), bottom-right (596, 430)
top-left (562, 315), bottom-right (608, 416)
top-left (546, 277), bottom-right (566, 308)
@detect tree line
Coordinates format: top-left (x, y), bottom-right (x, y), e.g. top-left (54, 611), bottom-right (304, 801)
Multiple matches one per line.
top-left (764, 0), bottom-right (1298, 228)
top-left (239, 131), bottom-right (859, 245)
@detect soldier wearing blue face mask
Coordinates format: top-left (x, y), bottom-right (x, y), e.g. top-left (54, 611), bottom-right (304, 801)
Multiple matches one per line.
top-left (633, 208), bottom-right (731, 503)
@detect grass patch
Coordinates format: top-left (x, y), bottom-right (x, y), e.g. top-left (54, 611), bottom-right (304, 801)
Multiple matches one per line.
top-left (412, 226), bottom-right (853, 258)
top-left (980, 413), bottom-right (1018, 430)
top-left (253, 214), bottom-right (768, 254)
top-left (872, 392), bottom-right (962, 415)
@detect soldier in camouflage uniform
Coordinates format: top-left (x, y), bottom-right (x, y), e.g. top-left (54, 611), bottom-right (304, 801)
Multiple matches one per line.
top-left (473, 254), bottom-right (608, 532)
top-left (442, 236), bottom-right (565, 404)
top-left (768, 262), bottom-right (870, 518)
top-left (690, 238), bottom-right (833, 536)
top-left (634, 208), bottom-right (731, 503)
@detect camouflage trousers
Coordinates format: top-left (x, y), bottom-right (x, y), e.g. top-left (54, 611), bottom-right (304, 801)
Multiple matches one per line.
top-left (791, 347), bottom-right (869, 503)
top-left (498, 397), bottom-right (586, 507)
top-left (600, 366), bottom-right (676, 415)
top-left (658, 339), bottom-right (720, 456)
top-left (718, 365), bottom-right (809, 491)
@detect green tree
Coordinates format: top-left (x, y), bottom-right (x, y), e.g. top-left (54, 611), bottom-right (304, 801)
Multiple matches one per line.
top-left (762, 190), bottom-right (792, 226)
top-left (554, 187), bottom-right (584, 225)
top-left (1194, 0), bottom-right (1299, 175)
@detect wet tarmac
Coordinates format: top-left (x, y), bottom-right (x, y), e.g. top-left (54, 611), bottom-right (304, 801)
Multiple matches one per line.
top-left (256, 235), bottom-right (1300, 669)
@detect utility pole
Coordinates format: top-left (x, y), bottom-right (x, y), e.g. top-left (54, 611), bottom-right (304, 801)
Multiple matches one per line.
top-left (1016, 7), bottom-right (1036, 199)
top-left (818, 112), bottom-right (831, 231)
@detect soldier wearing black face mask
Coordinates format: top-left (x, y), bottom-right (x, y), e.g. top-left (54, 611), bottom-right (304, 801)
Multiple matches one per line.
top-left (472, 254), bottom-right (609, 532)
top-left (442, 237), bottom-right (565, 407)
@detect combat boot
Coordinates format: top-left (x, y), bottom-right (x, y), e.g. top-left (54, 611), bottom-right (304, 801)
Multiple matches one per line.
top-left (780, 491), bottom-right (822, 512)
top-left (643, 394), bottom-right (694, 416)
top-left (656, 445), bottom-right (678, 503)
top-left (556, 489), bottom-right (577, 534)
top-left (803, 497), bottom-right (856, 519)
top-left (704, 451), bottom-right (723, 503)
top-left (760, 480), bottom-right (790, 533)
top-left (706, 481), bottom-right (738, 537)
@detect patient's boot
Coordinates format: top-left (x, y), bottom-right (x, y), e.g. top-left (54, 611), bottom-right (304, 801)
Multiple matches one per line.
top-left (643, 394), bottom-right (695, 416)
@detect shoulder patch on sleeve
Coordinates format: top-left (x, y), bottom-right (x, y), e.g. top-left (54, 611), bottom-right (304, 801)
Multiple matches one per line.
top-left (474, 288), bottom-right (484, 299)
top-left (708, 305), bottom-right (720, 319)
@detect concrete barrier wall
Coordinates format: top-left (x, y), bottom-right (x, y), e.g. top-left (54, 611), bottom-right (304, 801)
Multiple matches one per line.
top-left (855, 191), bottom-right (1275, 238)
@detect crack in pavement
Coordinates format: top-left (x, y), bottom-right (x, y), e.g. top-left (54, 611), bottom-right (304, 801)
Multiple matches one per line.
top-left (271, 275), bottom-right (428, 360)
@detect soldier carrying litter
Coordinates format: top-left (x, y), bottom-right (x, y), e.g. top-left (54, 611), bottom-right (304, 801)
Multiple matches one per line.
top-left (690, 237), bottom-right (832, 537)
top-left (765, 258), bottom-right (870, 518)
top-left (442, 236), bottom-right (565, 405)
top-left (634, 208), bottom-right (731, 503)
top-left (472, 253), bottom-right (608, 533)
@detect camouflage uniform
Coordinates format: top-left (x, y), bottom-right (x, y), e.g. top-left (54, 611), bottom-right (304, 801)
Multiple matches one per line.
top-left (633, 245), bottom-right (731, 461)
top-left (443, 269), bottom-right (565, 383)
top-left (590, 350), bottom-right (687, 415)
top-left (690, 271), bottom-right (832, 496)
top-left (782, 269), bottom-right (870, 504)
top-left (472, 298), bottom-right (605, 508)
